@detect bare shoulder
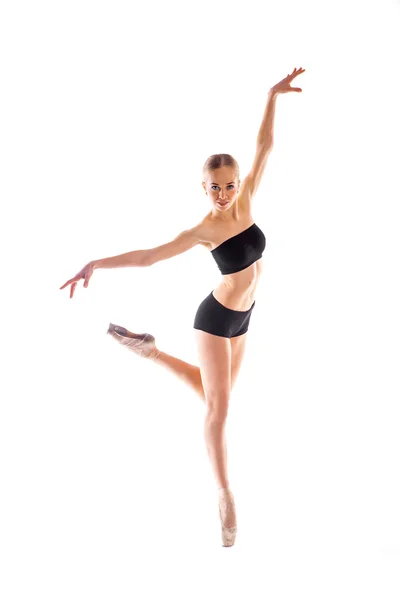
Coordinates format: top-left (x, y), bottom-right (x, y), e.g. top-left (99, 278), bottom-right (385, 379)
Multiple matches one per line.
top-left (194, 206), bottom-right (255, 251)
top-left (190, 215), bottom-right (214, 249)
top-left (145, 219), bottom-right (210, 266)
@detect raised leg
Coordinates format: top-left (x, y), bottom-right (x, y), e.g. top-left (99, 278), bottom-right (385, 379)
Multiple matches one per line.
top-left (107, 323), bottom-right (206, 403)
top-left (108, 324), bottom-right (249, 410)
top-left (149, 332), bottom-right (248, 405)
top-left (149, 351), bottom-right (205, 403)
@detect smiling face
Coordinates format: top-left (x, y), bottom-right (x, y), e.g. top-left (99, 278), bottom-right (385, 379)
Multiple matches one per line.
top-left (202, 166), bottom-right (241, 216)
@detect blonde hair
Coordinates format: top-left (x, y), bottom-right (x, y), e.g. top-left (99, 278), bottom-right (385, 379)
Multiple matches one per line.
top-left (202, 153), bottom-right (240, 181)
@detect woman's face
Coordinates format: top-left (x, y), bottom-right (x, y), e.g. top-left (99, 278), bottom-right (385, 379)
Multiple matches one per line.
top-left (203, 167), bottom-right (240, 212)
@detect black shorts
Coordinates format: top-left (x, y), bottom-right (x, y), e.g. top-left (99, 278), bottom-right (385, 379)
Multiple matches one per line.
top-left (193, 291), bottom-right (256, 339)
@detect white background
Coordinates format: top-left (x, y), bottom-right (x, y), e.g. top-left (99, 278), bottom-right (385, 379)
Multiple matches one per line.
top-left (1, 0), bottom-right (400, 598)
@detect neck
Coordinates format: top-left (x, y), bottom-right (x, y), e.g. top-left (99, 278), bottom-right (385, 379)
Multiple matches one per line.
top-left (210, 200), bottom-right (239, 222)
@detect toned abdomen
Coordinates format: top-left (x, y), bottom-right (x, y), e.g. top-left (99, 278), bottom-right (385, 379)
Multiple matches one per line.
top-left (212, 259), bottom-right (263, 311)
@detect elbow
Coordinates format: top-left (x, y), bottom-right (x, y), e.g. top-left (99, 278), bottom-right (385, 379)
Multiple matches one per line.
top-left (257, 139), bottom-right (273, 151)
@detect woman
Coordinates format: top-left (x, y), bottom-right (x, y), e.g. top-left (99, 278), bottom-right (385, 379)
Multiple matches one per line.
top-left (60, 67), bottom-right (305, 547)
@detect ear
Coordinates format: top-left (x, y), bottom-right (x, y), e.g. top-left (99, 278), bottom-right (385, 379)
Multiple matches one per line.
top-left (202, 181), bottom-right (207, 193)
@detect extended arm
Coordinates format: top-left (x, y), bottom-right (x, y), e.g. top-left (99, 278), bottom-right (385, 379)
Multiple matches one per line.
top-left (238, 90), bottom-right (277, 202)
top-left (60, 226), bottom-right (203, 299)
top-left (93, 249), bottom-right (148, 269)
top-left (93, 225), bottom-right (203, 269)
top-left (256, 89), bottom-right (277, 147)
top-left (240, 67), bottom-right (305, 201)
top-left (239, 91), bottom-right (276, 201)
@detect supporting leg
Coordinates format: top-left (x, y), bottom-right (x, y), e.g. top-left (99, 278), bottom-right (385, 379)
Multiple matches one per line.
top-left (203, 413), bottom-right (237, 530)
top-left (203, 414), bottom-right (229, 490)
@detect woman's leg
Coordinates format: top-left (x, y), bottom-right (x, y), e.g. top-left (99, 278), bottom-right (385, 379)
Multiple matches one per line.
top-left (107, 324), bottom-right (206, 403)
top-left (149, 351), bottom-right (206, 404)
top-left (194, 329), bottom-right (237, 532)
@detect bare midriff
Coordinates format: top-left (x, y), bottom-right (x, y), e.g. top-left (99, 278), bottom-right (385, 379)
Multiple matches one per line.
top-left (201, 212), bottom-right (263, 312)
top-left (211, 260), bottom-right (263, 311)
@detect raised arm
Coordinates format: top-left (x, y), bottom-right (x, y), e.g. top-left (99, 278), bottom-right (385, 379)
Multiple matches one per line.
top-left (239, 67), bottom-right (305, 206)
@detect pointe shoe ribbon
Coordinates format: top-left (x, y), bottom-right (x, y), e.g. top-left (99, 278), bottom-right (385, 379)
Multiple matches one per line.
top-left (107, 323), bottom-right (161, 360)
top-left (218, 490), bottom-right (237, 547)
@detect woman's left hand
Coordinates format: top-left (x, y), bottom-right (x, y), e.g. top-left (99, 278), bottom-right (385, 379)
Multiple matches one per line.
top-left (270, 67), bottom-right (306, 94)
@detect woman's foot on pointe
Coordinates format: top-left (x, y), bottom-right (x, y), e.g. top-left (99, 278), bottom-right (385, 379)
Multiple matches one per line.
top-left (107, 323), bottom-right (161, 360)
top-left (218, 488), bottom-right (237, 547)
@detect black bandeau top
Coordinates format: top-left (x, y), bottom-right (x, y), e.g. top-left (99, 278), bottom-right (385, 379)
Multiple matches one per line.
top-left (210, 222), bottom-right (266, 275)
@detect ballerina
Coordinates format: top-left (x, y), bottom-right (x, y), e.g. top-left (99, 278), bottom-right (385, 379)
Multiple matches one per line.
top-left (60, 66), bottom-right (305, 547)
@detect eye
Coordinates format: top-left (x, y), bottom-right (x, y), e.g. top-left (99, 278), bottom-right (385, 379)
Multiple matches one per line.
top-left (211, 185), bottom-right (235, 190)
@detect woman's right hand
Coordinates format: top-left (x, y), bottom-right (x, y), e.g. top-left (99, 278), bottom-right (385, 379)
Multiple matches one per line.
top-left (60, 261), bottom-right (97, 299)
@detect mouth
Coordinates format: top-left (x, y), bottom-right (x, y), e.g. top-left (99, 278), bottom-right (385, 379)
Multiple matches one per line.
top-left (217, 201), bottom-right (228, 206)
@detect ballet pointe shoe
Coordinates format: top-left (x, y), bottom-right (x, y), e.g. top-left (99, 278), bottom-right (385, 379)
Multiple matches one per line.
top-left (218, 488), bottom-right (237, 547)
top-left (107, 323), bottom-right (161, 360)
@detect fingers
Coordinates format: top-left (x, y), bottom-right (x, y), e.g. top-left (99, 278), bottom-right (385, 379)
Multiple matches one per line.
top-left (59, 275), bottom-right (80, 297)
top-left (290, 67), bottom-right (305, 79)
top-left (59, 279), bottom-right (73, 290)
top-left (59, 275), bottom-right (78, 295)
top-left (60, 270), bottom-right (81, 288)
top-left (83, 265), bottom-right (92, 288)
top-left (60, 264), bottom-right (93, 297)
